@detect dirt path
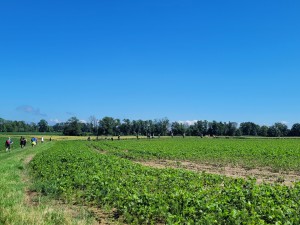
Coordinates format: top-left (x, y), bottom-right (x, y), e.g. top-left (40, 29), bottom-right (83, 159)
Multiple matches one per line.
top-left (135, 159), bottom-right (300, 186)
top-left (24, 154), bottom-right (34, 164)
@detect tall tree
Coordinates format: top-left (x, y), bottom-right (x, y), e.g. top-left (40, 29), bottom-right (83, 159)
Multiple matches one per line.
top-left (259, 125), bottom-right (269, 137)
top-left (171, 122), bottom-right (186, 136)
top-left (189, 120), bottom-right (208, 136)
top-left (63, 117), bottom-right (82, 136)
top-left (154, 118), bottom-right (170, 136)
top-left (225, 122), bottom-right (238, 136)
top-left (98, 117), bottom-right (118, 135)
top-left (207, 121), bottom-right (222, 136)
top-left (274, 122), bottom-right (289, 137)
top-left (29, 122), bottom-right (38, 132)
top-left (38, 119), bottom-right (49, 132)
top-left (89, 115), bottom-right (98, 134)
top-left (240, 122), bottom-right (260, 136)
top-left (53, 122), bottom-right (65, 132)
top-left (131, 120), bottom-right (145, 135)
top-left (113, 119), bottom-right (121, 135)
top-left (267, 125), bottom-right (281, 137)
top-left (290, 123), bottom-right (300, 136)
top-left (119, 119), bottom-right (132, 135)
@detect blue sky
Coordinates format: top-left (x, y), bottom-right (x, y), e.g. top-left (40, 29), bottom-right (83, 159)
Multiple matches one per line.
top-left (1, 0), bottom-right (299, 126)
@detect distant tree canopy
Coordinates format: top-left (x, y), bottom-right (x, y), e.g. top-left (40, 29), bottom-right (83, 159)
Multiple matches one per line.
top-left (63, 117), bottom-right (82, 136)
top-left (290, 123), bottom-right (300, 136)
top-left (38, 119), bottom-right (49, 132)
top-left (1, 116), bottom-right (300, 137)
top-left (240, 122), bottom-right (260, 136)
top-left (0, 118), bottom-right (52, 133)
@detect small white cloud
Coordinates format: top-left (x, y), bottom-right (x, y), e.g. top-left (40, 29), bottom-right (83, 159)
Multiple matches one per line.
top-left (178, 120), bottom-right (198, 126)
top-left (80, 119), bottom-right (87, 123)
top-left (49, 119), bottom-right (61, 125)
top-left (280, 121), bottom-right (289, 125)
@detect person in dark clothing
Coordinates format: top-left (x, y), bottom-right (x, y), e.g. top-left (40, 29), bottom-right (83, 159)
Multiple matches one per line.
top-left (20, 136), bottom-right (25, 148)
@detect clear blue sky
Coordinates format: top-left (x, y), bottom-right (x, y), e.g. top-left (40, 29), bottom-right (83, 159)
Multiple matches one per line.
top-left (1, 0), bottom-right (299, 126)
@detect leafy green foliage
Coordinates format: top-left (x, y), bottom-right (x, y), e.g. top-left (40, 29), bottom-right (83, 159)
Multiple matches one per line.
top-left (91, 138), bottom-right (300, 171)
top-left (30, 141), bottom-right (300, 224)
top-left (38, 119), bottom-right (49, 132)
top-left (63, 117), bottom-right (82, 136)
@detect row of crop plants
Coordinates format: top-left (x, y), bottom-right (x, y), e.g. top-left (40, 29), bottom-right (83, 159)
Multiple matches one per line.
top-left (29, 141), bottom-right (300, 224)
top-left (89, 138), bottom-right (300, 171)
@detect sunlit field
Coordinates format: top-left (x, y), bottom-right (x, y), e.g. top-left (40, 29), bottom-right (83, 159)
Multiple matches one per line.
top-left (25, 137), bottom-right (300, 224)
top-left (3, 135), bottom-right (300, 224)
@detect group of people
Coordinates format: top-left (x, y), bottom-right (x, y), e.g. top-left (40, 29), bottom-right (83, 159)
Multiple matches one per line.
top-left (4, 136), bottom-right (45, 152)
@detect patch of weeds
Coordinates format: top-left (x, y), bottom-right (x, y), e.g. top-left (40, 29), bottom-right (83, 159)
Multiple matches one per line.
top-left (276, 177), bottom-right (285, 183)
top-left (270, 168), bottom-right (280, 173)
top-left (175, 161), bottom-right (182, 167)
top-left (18, 165), bottom-right (24, 170)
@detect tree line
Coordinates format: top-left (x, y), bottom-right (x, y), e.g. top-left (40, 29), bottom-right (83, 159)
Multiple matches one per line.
top-left (1, 117), bottom-right (300, 137)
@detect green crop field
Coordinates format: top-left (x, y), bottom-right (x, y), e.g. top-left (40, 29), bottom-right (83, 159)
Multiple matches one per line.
top-left (2, 137), bottom-right (300, 224)
top-left (88, 138), bottom-right (300, 171)
top-left (26, 138), bottom-right (300, 224)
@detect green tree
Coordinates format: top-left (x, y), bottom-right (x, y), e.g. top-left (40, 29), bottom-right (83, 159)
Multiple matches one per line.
top-left (154, 118), bottom-right (170, 136)
top-left (225, 122), bottom-right (238, 136)
top-left (268, 125), bottom-right (281, 137)
top-left (89, 115), bottom-right (98, 135)
top-left (98, 117), bottom-right (118, 136)
top-left (240, 122), bottom-right (260, 136)
top-left (131, 120), bottom-right (145, 135)
top-left (113, 119), bottom-right (121, 135)
top-left (0, 118), bottom-right (6, 132)
top-left (63, 117), bottom-right (82, 136)
top-left (208, 121), bottom-right (223, 136)
top-left (171, 122), bottom-right (186, 136)
top-left (189, 120), bottom-right (208, 136)
top-left (119, 119), bottom-right (132, 135)
top-left (290, 123), bottom-right (300, 136)
top-left (53, 122), bottom-right (65, 132)
top-left (235, 128), bottom-right (242, 136)
top-left (29, 122), bottom-right (38, 132)
top-left (38, 119), bottom-right (49, 132)
top-left (259, 125), bottom-right (269, 137)
top-left (274, 122), bottom-right (288, 137)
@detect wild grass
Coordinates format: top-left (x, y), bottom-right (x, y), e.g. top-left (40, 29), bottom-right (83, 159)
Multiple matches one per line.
top-left (0, 140), bottom-right (98, 225)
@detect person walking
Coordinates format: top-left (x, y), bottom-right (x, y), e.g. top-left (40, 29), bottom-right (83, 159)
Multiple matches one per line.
top-left (20, 136), bottom-right (25, 148)
top-left (31, 137), bottom-right (36, 147)
top-left (5, 137), bottom-right (12, 152)
top-left (24, 138), bottom-right (27, 148)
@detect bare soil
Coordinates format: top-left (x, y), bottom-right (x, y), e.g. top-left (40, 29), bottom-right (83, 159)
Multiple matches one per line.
top-left (135, 159), bottom-right (300, 186)
top-left (24, 154), bottom-right (34, 164)
top-left (87, 207), bottom-right (123, 225)
top-left (92, 147), bottom-right (300, 186)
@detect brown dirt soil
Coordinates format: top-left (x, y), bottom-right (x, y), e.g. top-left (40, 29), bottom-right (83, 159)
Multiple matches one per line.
top-left (25, 190), bottom-right (41, 207)
top-left (87, 207), bottom-right (123, 225)
top-left (24, 154), bottom-right (34, 164)
top-left (136, 159), bottom-right (300, 186)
